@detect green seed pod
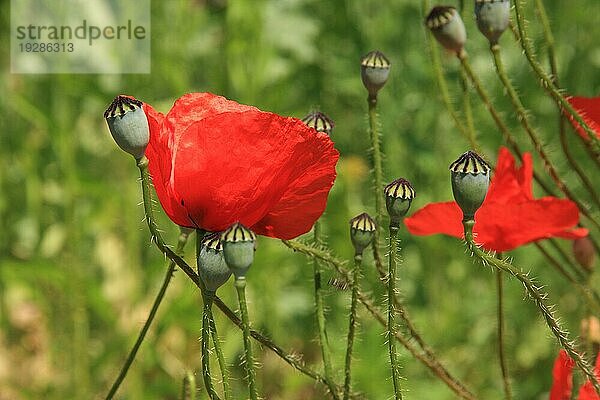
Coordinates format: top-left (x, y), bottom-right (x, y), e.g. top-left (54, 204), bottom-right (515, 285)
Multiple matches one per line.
top-left (349, 213), bottom-right (376, 256)
top-left (221, 222), bottom-right (256, 279)
top-left (361, 50), bottom-right (391, 99)
top-left (449, 151), bottom-right (491, 221)
top-left (302, 111), bottom-right (335, 135)
top-left (384, 178), bottom-right (415, 227)
top-left (475, 0), bottom-right (510, 45)
top-left (573, 235), bottom-right (596, 272)
top-left (104, 95), bottom-right (149, 159)
top-left (425, 6), bottom-right (467, 54)
top-left (197, 232), bottom-right (232, 292)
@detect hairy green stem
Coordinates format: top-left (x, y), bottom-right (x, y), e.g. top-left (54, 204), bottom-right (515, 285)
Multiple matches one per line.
top-left (343, 254), bottom-right (362, 400)
top-left (180, 371), bottom-right (196, 400)
top-left (463, 220), bottom-right (600, 396)
top-left (202, 295), bottom-right (221, 400)
top-left (387, 226), bottom-right (404, 400)
top-left (495, 264), bottom-right (512, 400)
top-left (313, 221), bottom-right (340, 399)
top-left (104, 228), bottom-right (190, 400)
top-left (208, 302), bottom-right (232, 400)
top-left (235, 278), bottom-right (259, 400)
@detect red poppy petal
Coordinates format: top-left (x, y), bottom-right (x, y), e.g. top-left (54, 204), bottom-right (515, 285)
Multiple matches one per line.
top-left (404, 202), bottom-right (464, 239)
top-left (473, 197), bottom-right (583, 252)
top-left (486, 147), bottom-right (533, 203)
top-left (550, 350), bottom-right (574, 400)
top-left (567, 96), bottom-right (600, 142)
top-left (577, 352), bottom-right (600, 400)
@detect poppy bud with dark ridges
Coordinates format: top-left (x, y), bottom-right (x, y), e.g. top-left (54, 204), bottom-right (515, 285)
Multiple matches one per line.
top-left (384, 178), bottom-right (415, 227)
top-left (449, 151), bottom-right (491, 221)
top-left (349, 213), bottom-right (376, 256)
top-left (573, 235), bottom-right (596, 272)
top-left (221, 222), bottom-right (256, 279)
top-left (425, 6), bottom-right (467, 54)
top-left (475, 0), bottom-right (510, 45)
top-left (198, 232), bottom-right (232, 292)
top-left (104, 95), bottom-right (149, 159)
top-left (302, 111), bottom-right (335, 135)
top-left (361, 50), bottom-right (391, 99)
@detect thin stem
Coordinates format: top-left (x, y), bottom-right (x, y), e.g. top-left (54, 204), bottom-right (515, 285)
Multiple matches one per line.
top-left (495, 264), bottom-right (512, 400)
top-left (104, 229), bottom-right (190, 400)
top-left (208, 303), bottom-right (232, 400)
top-left (235, 277), bottom-right (259, 400)
top-left (547, 239), bottom-right (588, 281)
top-left (343, 254), bottom-right (362, 400)
top-left (460, 69), bottom-right (479, 151)
top-left (180, 371), bottom-right (196, 400)
top-left (512, 0), bottom-right (600, 153)
top-left (463, 220), bottom-right (600, 396)
top-left (489, 44), bottom-right (600, 215)
top-left (202, 295), bottom-right (221, 400)
top-left (387, 226), bottom-right (403, 400)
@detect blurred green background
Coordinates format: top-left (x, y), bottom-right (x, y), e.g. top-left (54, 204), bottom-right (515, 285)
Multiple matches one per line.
top-left (2, 0), bottom-right (600, 399)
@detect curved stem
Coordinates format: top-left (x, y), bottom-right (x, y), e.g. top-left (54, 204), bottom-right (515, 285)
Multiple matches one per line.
top-left (235, 277), bottom-right (259, 400)
top-left (463, 220), bottom-right (600, 396)
top-left (343, 254), bottom-right (362, 400)
top-left (202, 295), bottom-right (221, 400)
top-left (387, 226), bottom-right (403, 400)
top-left (104, 230), bottom-right (190, 400)
top-left (208, 303), bottom-right (232, 400)
top-left (495, 264), bottom-right (512, 400)
top-left (313, 221), bottom-right (340, 399)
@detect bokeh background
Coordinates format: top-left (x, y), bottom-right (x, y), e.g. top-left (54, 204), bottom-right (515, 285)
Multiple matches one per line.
top-left (2, 0), bottom-right (600, 399)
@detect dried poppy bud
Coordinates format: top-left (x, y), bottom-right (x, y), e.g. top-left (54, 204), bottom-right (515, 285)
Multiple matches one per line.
top-left (425, 6), bottom-right (467, 54)
top-left (349, 213), bottom-right (376, 256)
top-left (450, 151), bottom-right (491, 221)
top-left (360, 50), bottom-right (391, 99)
top-left (221, 222), bottom-right (256, 278)
top-left (384, 178), bottom-right (415, 227)
top-left (581, 316), bottom-right (600, 344)
top-left (104, 95), bottom-right (149, 159)
top-left (475, 0), bottom-right (510, 45)
top-left (573, 235), bottom-right (596, 271)
top-left (198, 232), bottom-right (232, 292)
top-left (302, 111), bottom-right (335, 135)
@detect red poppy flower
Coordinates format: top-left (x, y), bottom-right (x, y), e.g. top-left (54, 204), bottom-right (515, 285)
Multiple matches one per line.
top-left (143, 93), bottom-right (339, 240)
top-left (566, 96), bottom-right (600, 141)
top-left (549, 350), bottom-right (600, 400)
top-left (404, 147), bottom-right (587, 252)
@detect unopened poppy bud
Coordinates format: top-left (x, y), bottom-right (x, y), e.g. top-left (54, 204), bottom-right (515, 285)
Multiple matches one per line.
top-left (197, 233), bottom-right (232, 292)
top-left (581, 317), bottom-right (600, 344)
top-left (450, 151), bottom-right (491, 221)
top-left (221, 222), bottom-right (256, 278)
top-left (302, 111), bottom-right (335, 135)
top-left (104, 95), bottom-right (149, 159)
top-left (349, 213), bottom-right (376, 256)
top-left (573, 235), bottom-right (596, 271)
top-left (425, 6), bottom-right (467, 54)
top-left (360, 50), bottom-right (391, 99)
top-left (384, 178), bottom-right (415, 227)
top-left (475, 0), bottom-right (510, 45)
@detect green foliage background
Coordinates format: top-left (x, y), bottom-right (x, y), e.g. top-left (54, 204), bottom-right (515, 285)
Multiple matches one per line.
top-left (1, 0), bottom-right (600, 398)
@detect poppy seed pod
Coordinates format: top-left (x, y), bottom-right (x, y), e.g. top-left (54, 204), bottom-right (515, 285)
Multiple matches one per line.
top-left (360, 50), bottom-right (391, 99)
top-left (475, 0), bottom-right (510, 45)
top-left (221, 222), bottom-right (256, 279)
top-left (426, 6), bottom-right (467, 54)
top-left (384, 178), bottom-right (415, 227)
top-left (198, 233), bottom-right (232, 292)
top-left (302, 111), bottom-right (335, 135)
top-left (349, 213), bottom-right (376, 256)
top-left (450, 151), bottom-right (491, 221)
top-left (104, 95), bottom-right (149, 159)
top-left (573, 235), bottom-right (596, 271)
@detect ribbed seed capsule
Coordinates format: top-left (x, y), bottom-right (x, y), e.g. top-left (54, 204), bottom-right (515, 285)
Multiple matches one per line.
top-left (475, 0), bottom-right (510, 45)
top-left (104, 95), bottom-right (149, 159)
top-left (302, 111), bottom-right (335, 135)
top-left (449, 151), bottom-right (491, 221)
top-left (221, 222), bottom-right (256, 278)
top-left (425, 6), bottom-right (467, 54)
top-left (384, 178), bottom-right (415, 227)
top-left (349, 213), bottom-right (376, 256)
top-left (198, 232), bottom-right (232, 292)
top-left (360, 50), bottom-right (391, 99)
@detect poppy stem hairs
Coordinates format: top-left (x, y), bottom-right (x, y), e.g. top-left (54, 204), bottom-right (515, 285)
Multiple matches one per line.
top-left (201, 292), bottom-right (222, 400)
